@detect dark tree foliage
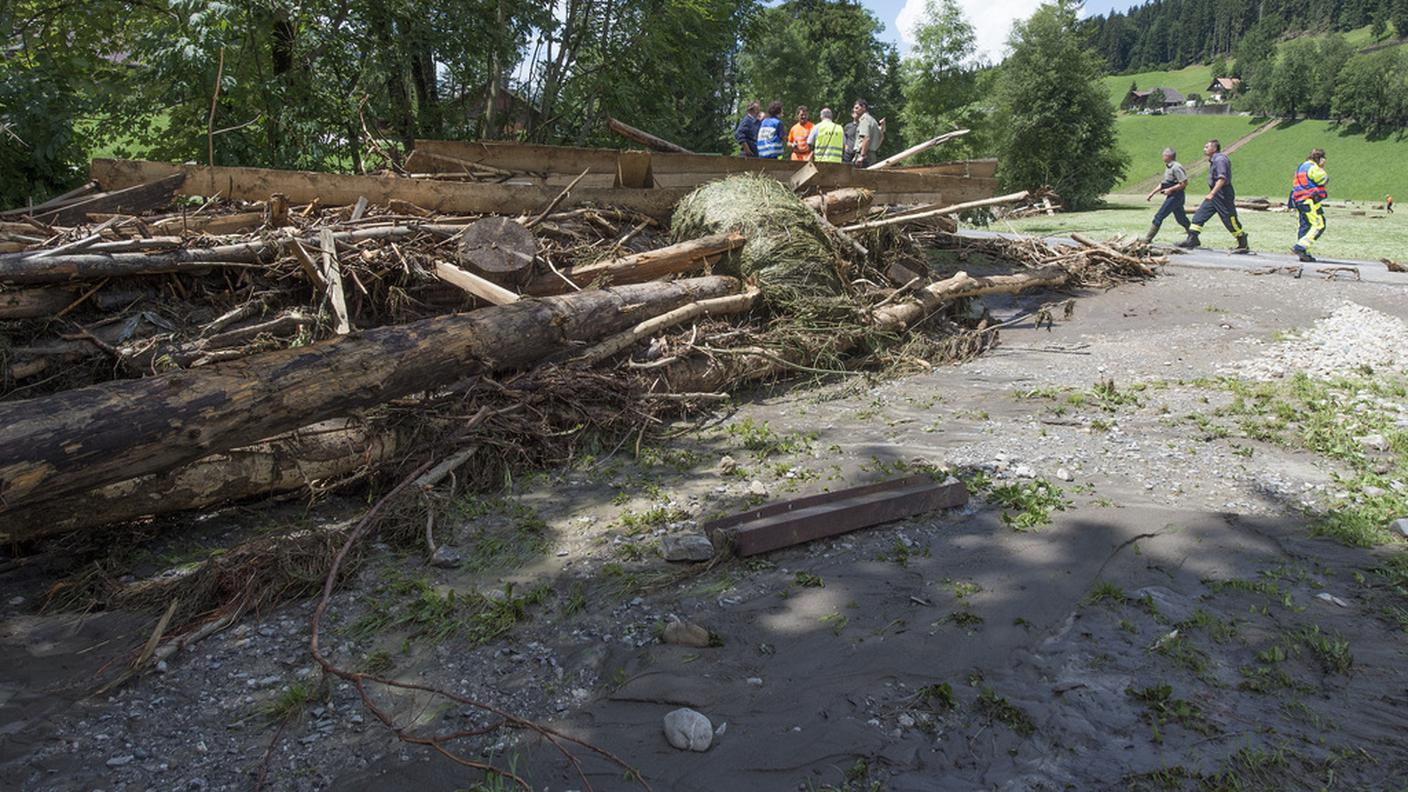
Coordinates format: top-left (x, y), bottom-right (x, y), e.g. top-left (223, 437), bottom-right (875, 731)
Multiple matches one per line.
top-left (995, 1), bottom-right (1126, 210)
top-left (1082, 0), bottom-right (1388, 74)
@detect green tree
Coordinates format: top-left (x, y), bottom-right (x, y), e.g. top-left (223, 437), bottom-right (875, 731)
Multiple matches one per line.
top-left (1210, 55), bottom-right (1228, 80)
top-left (1333, 49), bottom-right (1408, 135)
top-left (735, 1), bottom-right (900, 141)
top-left (898, 0), bottom-right (987, 162)
top-left (993, 1), bottom-right (1126, 210)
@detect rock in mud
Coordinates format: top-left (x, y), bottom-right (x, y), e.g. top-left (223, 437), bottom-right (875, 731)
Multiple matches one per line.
top-left (662, 617), bottom-right (711, 647)
top-left (663, 707), bottom-right (713, 751)
top-left (662, 534), bottom-right (715, 562)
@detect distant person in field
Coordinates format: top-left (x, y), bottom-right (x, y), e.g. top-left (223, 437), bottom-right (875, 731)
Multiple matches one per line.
top-left (734, 101), bottom-right (761, 157)
top-left (755, 100), bottom-right (786, 159)
top-left (788, 106), bottom-right (814, 161)
top-left (1287, 148), bottom-right (1329, 263)
top-left (1142, 147), bottom-right (1190, 242)
top-left (1388, 194), bottom-right (1394, 214)
top-left (1177, 138), bottom-right (1249, 253)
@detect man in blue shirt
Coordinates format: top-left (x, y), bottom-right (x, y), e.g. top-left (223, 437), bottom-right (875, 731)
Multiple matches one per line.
top-left (755, 101), bottom-right (785, 159)
top-left (1177, 139), bottom-right (1249, 253)
top-left (734, 101), bottom-right (760, 157)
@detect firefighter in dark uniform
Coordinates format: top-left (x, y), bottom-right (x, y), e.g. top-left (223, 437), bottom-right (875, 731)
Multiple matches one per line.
top-left (1177, 139), bottom-right (1250, 253)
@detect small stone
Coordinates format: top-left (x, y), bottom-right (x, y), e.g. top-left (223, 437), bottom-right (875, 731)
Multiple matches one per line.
top-left (1315, 592), bottom-right (1349, 608)
top-left (897, 713), bottom-right (916, 728)
top-left (749, 480), bottom-right (768, 497)
top-left (663, 707), bottom-right (713, 751)
top-left (719, 455), bottom-right (739, 474)
top-left (155, 660), bottom-right (168, 674)
top-left (1055, 467), bottom-right (1074, 482)
top-left (1013, 465), bottom-right (1036, 479)
top-left (106, 755), bottom-right (135, 767)
top-left (746, 677), bottom-right (763, 687)
top-left (661, 534), bottom-right (715, 562)
top-left (1391, 518), bottom-right (1408, 538)
top-left (662, 617), bottom-right (711, 648)
top-left (1362, 486), bottom-right (1387, 498)
top-left (429, 545), bottom-right (462, 569)
top-left (1359, 433), bottom-right (1389, 451)
top-left (7, 596), bottom-right (23, 606)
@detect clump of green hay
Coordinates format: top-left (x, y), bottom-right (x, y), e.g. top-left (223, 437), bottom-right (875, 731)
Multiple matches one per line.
top-left (672, 174), bottom-right (851, 320)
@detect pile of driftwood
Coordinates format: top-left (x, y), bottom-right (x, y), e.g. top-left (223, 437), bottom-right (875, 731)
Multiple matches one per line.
top-left (0, 161), bottom-right (1167, 790)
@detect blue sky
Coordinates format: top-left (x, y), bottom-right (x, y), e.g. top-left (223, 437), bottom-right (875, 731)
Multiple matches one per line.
top-left (863, 0), bottom-right (1140, 62)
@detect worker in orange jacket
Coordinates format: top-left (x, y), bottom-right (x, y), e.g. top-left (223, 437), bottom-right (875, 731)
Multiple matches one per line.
top-left (787, 106), bottom-right (814, 161)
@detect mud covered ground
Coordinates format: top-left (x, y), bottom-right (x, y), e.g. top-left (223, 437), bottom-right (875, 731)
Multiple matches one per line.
top-left (3, 260), bottom-right (1407, 791)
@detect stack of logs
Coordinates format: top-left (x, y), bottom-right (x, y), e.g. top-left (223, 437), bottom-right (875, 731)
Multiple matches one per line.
top-left (0, 177), bottom-right (1160, 544)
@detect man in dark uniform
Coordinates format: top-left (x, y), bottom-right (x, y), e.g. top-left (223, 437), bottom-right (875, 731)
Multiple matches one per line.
top-left (1177, 139), bottom-right (1250, 253)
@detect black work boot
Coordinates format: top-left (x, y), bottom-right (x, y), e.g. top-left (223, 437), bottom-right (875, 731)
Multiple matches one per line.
top-left (1232, 234), bottom-right (1251, 254)
top-left (1175, 230), bottom-right (1200, 249)
top-left (1292, 245), bottom-right (1316, 263)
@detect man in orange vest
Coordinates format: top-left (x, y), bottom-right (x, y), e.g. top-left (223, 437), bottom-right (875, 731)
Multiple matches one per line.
top-left (787, 106), bottom-right (814, 161)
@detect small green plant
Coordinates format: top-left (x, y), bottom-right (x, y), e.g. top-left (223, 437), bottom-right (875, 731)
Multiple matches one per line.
top-left (974, 688), bottom-right (1035, 737)
top-left (987, 479), bottom-right (1071, 531)
top-left (1083, 580), bottom-right (1127, 607)
top-left (1126, 683), bottom-right (1217, 743)
top-left (819, 611), bottom-right (849, 635)
top-left (262, 682), bottom-right (315, 723)
top-left (1295, 625), bottom-right (1353, 674)
top-left (725, 417), bottom-right (816, 460)
top-left (562, 583), bottom-right (588, 616)
top-left (944, 610), bottom-right (984, 629)
top-left (795, 571), bottom-right (825, 588)
top-left (360, 650), bottom-right (394, 675)
top-left (915, 682), bottom-right (956, 712)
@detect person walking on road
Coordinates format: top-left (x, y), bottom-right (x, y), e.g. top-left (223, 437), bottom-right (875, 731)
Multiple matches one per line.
top-left (787, 106), bottom-right (814, 161)
top-left (1177, 139), bottom-right (1250, 253)
top-left (808, 108), bottom-right (845, 164)
top-left (734, 101), bottom-right (760, 157)
top-left (1288, 148), bottom-right (1329, 263)
top-left (1143, 147), bottom-right (1190, 242)
top-left (852, 99), bottom-right (883, 168)
top-left (1387, 194), bottom-right (1394, 214)
top-left (755, 100), bottom-right (785, 160)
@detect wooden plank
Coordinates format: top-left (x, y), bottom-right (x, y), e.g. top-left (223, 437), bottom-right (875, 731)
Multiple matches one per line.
top-left (704, 475), bottom-right (968, 556)
top-left (615, 150), bottom-right (654, 188)
top-left (435, 260), bottom-right (520, 305)
top-left (90, 159), bottom-right (689, 219)
top-left (894, 159), bottom-right (998, 179)
top-left (318, 228), bottom-right (351, 334)
top-left (40, 174), bottom-right (184, 225)
top-left (607, 117), bottom-right (693, 154)
top-left (788, 161), bottom-right (821, 192)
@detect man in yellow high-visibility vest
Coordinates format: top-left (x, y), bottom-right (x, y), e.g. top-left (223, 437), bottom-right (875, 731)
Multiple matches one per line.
top-left (808, 108), bottom-right (845, 164)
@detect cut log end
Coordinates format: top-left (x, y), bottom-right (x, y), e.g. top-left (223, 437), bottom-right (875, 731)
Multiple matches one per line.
top-left (459, 217), bottom-right (538, 286)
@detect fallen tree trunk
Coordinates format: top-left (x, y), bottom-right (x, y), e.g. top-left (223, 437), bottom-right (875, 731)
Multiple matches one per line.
top-left (867, 130), bottom-right (970, 170)
top-left (524, 233), bottom-right (745, 295)
top-left (0, 287), bottom-right (74, 319)
top-left (0, 276), bottom-right (741, 513)
top-left (0, 419), bottom-right (402, 542)
top-left (803, 188), bottom-right (874, 226)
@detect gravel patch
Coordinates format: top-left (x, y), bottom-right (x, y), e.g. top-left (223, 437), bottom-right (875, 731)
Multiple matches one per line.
top-left (1228, 301), bottom-right (1408, 380)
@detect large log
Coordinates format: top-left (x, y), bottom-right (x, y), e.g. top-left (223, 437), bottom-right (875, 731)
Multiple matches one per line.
top-left (0, 276), bottom-right (741, 512)
top-left (409, 140), bottom-right (1000, 204)
top-left (91, 159), bottom-right (690, 220)
top-left (524, 232), bottom-right (745, 295)
top-left (38, 174), bottom-right (186, 225)
top-left (0, 286), bottom-right (74, 319)
top-left (0, 419), bottom-right (402, 542)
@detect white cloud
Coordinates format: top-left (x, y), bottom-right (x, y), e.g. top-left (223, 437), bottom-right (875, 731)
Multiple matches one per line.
top-left (897, 0), bottom-right (1045, 64)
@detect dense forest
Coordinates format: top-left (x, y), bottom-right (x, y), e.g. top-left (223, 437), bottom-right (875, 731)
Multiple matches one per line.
top-left (1083, 0), bottom-right (1407, 74)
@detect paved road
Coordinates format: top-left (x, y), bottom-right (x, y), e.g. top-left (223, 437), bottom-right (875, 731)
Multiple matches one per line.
top-left (960, 228), bottom-right (1408, 286)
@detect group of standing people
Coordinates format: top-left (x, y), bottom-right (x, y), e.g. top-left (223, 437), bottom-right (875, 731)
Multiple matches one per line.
top-left (1143, 139), bottom-right (1334, 262)
top-left (733, 99), bottom-right (884, 166)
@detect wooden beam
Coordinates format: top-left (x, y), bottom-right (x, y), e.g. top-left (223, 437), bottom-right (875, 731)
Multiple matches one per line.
top-left (90, 160), bottom-right (690, 220)
top-left (434, 260), bottom-right (520, 305)
top-left (318, 228), bottom-right (351, 334)
top-left (867, 129), bottom-right (970, 169)
top-left (607, 117), bottom-right (693, 154)
top-left (524, 232), bottom-right (746, 295)
top-left (38, 174), bottom-right (185, 225)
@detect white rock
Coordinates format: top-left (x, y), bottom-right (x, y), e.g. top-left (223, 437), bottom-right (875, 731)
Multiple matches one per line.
top-left (719, 455), bottom-right (739, 474)
top-left (1315, 592), bottom-right (1349, 608)
top-left (661, 617), bottom-right (711, 648)
top-left (429, 545), bottom-right (462, 569)
top-left (663, 707), bottom-right (713, 751)
top-left (1055, 467), bottom-right (1074, 482)
top-left (1392, 518), bottom-right (1408, 538)
top-left (661, 534), bottom-right (715, 562)
top-left (897, 713), bottom-right (916, 728)
top-left (746, 677), bottom-right (763, 687)
top-left (1013, 465), bottom-right (1036, 479)
top-left (749, 480), bottom-right (768, 497)
top-left (1359, 434), bottom-right (1389, 451)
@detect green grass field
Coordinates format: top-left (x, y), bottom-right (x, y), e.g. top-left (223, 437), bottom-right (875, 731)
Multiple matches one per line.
top-left (1004, 193), bottom-right (1403, 263)
top-left (1214, 119), bottom-right (1408, 202)
top-left (1113, 114), bottom-right (1263, 192)
top-left (1102, 63), bottom-right (1215, 108)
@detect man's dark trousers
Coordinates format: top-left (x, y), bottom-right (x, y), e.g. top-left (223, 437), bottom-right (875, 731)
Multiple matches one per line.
top-left (1151, 191), bottom-right (1189, 233)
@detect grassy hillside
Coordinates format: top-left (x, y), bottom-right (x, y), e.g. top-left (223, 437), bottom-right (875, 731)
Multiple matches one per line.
top-left (1112, 115), bottom-right (1262, 192)
top-left (1102, 63), bottom-right (1214, 108)
top-left (1218, 120), bottom-right (1407, 201)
